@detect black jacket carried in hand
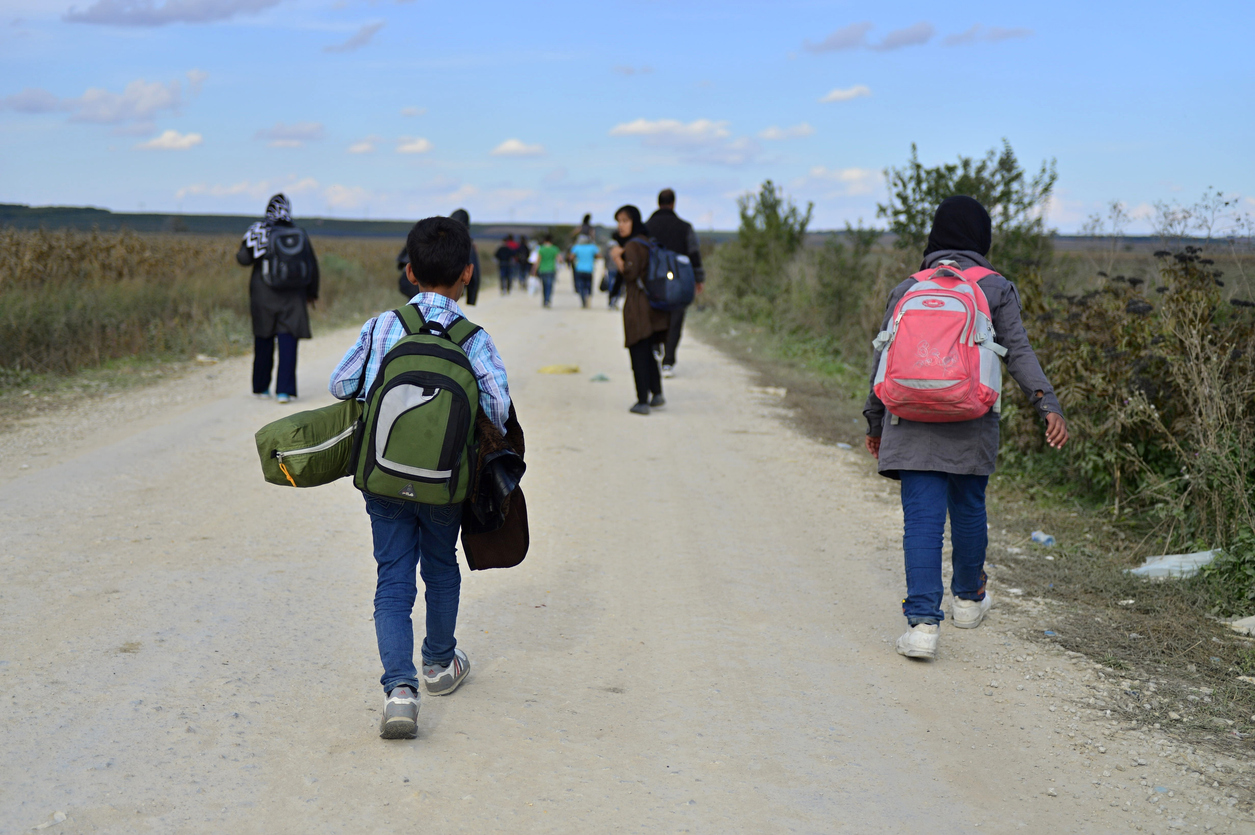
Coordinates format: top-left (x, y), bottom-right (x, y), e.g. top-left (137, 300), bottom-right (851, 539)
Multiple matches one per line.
top-left (461, 404), bottom-right (528, 570)
top-left (645, 208), bottom-right (705, 284)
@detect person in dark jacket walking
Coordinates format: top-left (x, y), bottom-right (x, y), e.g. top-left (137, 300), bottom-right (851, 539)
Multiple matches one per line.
top-left (236, 193), bottom-right (319, 404)
top-left (399, 209), bottom-right (479, 304)
top-left (612, 205), bottom-right (670, 414)
top-left (646, 188), bottom-right (705, 377)
top-left (494, 234), bottom-right (517, 294)
top-left (863, 196), bottom-right (1069, 661)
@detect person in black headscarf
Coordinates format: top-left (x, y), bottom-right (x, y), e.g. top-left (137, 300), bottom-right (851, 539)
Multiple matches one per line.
top-left (862, 195), bottom-right (1068, 662)
top-left (236, 193), bottom-right (319, 404)
top-left (610, 204), bottom-right (670, 414)
top-left (398, 209), bottom-right (480, 304)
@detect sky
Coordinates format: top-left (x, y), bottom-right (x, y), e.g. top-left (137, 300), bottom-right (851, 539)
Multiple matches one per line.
top-left (1, 0), bottom-right (1252, 232)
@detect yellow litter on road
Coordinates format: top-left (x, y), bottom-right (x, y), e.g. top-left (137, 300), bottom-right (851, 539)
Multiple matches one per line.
top-left (538, 365), bottom-right (580, 374)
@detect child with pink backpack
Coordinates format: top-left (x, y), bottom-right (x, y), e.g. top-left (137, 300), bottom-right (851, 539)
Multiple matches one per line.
top-left (863, 196), bottom-right (1068, 660)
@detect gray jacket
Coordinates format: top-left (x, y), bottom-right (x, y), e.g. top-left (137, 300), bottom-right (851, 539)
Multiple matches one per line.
top-left (862, 249), bottom-right (1063, 478)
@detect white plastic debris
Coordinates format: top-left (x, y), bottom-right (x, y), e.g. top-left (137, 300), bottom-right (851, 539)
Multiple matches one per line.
top-left (1228, 615), bottom-right (1255, 637)
top-left (1125, 550), bottom-right (1218, 579)
top-left (835, 442), bottom-right (853, 450)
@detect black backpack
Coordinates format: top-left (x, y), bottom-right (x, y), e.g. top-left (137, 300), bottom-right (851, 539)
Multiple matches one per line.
top-left (631, 236), bottom-right (696, 311)
top-left (262, 226), bottom-right (313, 291)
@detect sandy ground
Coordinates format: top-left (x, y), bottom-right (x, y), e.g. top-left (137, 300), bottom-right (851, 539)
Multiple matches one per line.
top-left (2, 285), bottom-right (1252, 834)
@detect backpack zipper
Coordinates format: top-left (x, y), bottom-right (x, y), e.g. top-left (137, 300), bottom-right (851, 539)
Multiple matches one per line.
top-left (274, 423), bottom-right (357, 461)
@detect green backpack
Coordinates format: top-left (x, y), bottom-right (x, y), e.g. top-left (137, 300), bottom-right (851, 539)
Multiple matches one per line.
top-left (352, 304), bottom-right (481, 506)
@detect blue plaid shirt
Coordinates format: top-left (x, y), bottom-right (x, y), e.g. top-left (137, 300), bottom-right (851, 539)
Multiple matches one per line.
top-left (329, 293), bottom-right (511, 433)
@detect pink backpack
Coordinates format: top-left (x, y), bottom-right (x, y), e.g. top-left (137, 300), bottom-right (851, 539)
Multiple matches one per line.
top-left (872, 262), bottom-right (1007, 423)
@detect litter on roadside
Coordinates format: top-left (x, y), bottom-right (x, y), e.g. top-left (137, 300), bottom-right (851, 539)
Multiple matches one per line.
top-left (1007, 588), bottom-right (1024, 596)
top-left (589, 373), bottom-right (610, 382)
top-left (1030, 530), bottom-right (1055, 547)
top-left (195, 354), bottom-right (220, 364)
top-left (1117, 599), bottom-right (1136, 606)
top-left (1124, 549), bottom-right (1218, 579)
top-left (1228, 615), bottom-right (1255, 637)
top-left (748, 386), bottom-right (787, 398)
top-left (835, 442), bottom-right (852, 450)
top-left (1238, 676), bottom-right (1255, 686)
top-left (538, 364), bottom-right (580, 375)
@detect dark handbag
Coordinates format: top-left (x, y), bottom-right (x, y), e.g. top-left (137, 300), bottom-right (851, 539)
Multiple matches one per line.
top-left (598, 275), bottom-right (609, 293)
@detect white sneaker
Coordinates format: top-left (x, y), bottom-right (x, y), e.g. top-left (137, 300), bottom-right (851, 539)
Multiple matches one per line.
top-left (661, 364), bottom-right (675, 378)
top-left (896, 623), bottom-right (939, 659)
top-left (952, 593), bottom-right (992, 629)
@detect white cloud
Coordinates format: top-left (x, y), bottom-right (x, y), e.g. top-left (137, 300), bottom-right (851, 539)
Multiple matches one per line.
top-left (803, 22), bottom-right (873, 53)
top-left (794, 166), bottom-right (880, 196)
top-left (873, 22), bottom-right (934, 51)
top-left (608, 118), bottom-right (730, 145)
top-left (759, 122), bottom-right (814, 141)
top-left (612, 65), bottom-right (654, 76)
top-left (64, 0), bottom-right (280, 26)
top-left (804, 21), bottom-right (933, 53)
top-left (186, 68), bottom-right (208, 93)
top-left (400, 106), bottom-right (425, 117)
top-left (819, 85), bottom-right (871, 103)
top-left (134, 128), bottom-right (202, 150)
top-left (944, 24), bottom-right (1033, 46)
top-left (347, 136), bottom-right (379, 154)
top-left (3, 76), bottom-right (190, 134)
top-left (325, 184), bottom-right (371, 209)
top-left (175, 176), bottom-right (319, 202)
top-left (2, 87), bottom-right (62, 113)
top-left (324, 21), bottom-right (384, 54)
top-left (490, 138), bottom-right (545, 157)
top-left (397, 136), bottom-right (432, 154)
top-left (254, 122), bottom-right (324, 147)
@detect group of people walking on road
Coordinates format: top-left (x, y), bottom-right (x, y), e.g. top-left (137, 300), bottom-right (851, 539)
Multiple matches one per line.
top-left (238, 189), bottom-right (1068, 743)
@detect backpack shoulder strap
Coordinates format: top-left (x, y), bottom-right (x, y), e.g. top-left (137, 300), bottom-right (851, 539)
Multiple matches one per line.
top-left (960, 266), bottom-right (997, 282)
top-left (446, 315), bottom-right (482, 348)
top-left (395, 304), bottom-right (425, 335)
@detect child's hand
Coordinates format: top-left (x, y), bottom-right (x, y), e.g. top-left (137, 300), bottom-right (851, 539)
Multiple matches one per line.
top-left (1045, 412), bottom-right (1068, 449)
top-left (865, 435), bottom-right (881, 459)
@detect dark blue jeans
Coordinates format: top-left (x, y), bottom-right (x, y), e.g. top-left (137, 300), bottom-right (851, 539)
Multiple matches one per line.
top-left (253, 333), bottom-right (298, 396)
top-left (363, 493), bottom-right (463, 692)
top-left (899, 471), bottom-right (989, 625)
top-left (574, 271), bottom-right (593, 304)
top-left (539, 271), bottom-right (555, 306)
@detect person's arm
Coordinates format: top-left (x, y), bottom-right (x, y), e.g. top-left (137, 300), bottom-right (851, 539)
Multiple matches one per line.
top-left (305, 236), bottom-right (320, 302)
top-left (465, 329), bottom-right (512, 434)
top-left (236, 241), bottom-right (255, 266)
top-left (684, 225), bottom-right (705, 285)
top-left (990, 281), bottom-right (1068, 448)
top-left (862, 282), bottom-right (911, 451)
top-left (328, 318), bottom-right (378, 399)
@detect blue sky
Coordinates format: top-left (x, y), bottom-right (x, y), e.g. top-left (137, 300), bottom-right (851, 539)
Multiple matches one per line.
top-left (1, 0), bottom-right (1251, 231)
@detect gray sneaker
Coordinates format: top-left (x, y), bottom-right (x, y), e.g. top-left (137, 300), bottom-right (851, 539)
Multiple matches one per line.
top-left (379, 685), bottom-right (419, 739)
top-left (649, 393), bottom-right (665, 408)
top-left (629, 402), bottom-right (651, 415)
top-left (422, 648), bottom-right (469, 696)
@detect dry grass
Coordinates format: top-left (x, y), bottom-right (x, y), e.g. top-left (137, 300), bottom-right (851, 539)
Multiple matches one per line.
top-left (0, 228), bottom-right (401, 380)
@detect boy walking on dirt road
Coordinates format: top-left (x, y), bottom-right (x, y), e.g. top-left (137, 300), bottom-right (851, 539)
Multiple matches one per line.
top-left (329, 216), bottom-right (511, 739)
top-left (863, 196), bottom-right (1067, 661)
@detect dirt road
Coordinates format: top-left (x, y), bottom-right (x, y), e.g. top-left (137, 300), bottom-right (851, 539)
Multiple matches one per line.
top-left (1, 287), bottom-right (1246, 833)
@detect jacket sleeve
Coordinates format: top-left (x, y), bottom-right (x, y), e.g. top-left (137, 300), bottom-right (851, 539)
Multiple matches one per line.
top-left (236, 242), bottom-right (255, 266)
top-left (684, 225), bottom-right (705, 283)
top-left (861, 289), bottom-right (900, 436)
top-left (992, 281), bottom-right (1062, 419)
top-left (622, 241), bottom-right (649, 284)
top-left (304, 237), bottom-right (320, 301)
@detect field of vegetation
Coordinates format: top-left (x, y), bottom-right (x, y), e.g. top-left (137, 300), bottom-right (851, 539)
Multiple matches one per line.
top-left (698, 143), bottom-right (1255, 748)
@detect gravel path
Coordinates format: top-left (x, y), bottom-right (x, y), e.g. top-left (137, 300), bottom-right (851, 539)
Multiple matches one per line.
top-left (2, 289), bottom-right (1251, 833)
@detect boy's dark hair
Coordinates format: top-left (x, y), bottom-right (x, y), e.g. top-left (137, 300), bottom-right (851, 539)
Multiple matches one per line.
top-left (658, 188), bottom-right (675, 207)
top-left (582, 213), bottom-right (591, 225)
top-left (543, 234), bottom-right (553, 243)
top-left (406, 216), bottom-right (472, 288)
top-left (504, 233), bottom-right (514, 242)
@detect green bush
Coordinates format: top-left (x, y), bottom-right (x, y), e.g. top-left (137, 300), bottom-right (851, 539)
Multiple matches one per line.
top-left (1197, 527), bottom-right (1255, 617)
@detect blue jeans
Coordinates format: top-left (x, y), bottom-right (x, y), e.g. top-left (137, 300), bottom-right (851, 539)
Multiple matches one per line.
top-left (363, 492), bottom-right (463, 692)
top-left (899, 471), bottom-right (989, 625)
top-left (539, 271), bottom-right (555, 306)
top-left (574, 271), bottom-right (592, 304)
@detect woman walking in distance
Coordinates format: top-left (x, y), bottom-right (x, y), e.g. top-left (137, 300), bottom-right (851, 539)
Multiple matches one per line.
top-left (611, 205), bottom-right (669, 415)
top-left (236, 193), bottom-right (319, 404)
top-left (864, 196), bottom-right (1068, 660)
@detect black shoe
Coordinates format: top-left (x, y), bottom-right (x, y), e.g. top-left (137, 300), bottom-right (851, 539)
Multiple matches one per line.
top-left (629, 402), bottom-right (651, 415)
top-left (649, 394), bottom-right (665, 408)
